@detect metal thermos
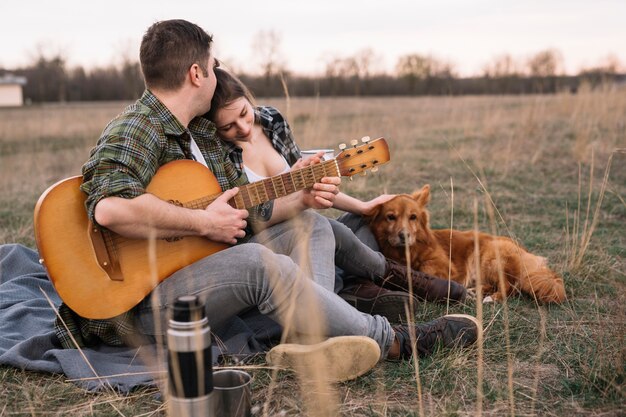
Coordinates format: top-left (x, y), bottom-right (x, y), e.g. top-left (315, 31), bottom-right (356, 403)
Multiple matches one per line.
top-left (167, 295), bottom-right (213, 417)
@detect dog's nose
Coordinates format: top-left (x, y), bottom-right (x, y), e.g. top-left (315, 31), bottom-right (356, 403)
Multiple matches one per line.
top-left (398, 230), bottom-right (408, 244)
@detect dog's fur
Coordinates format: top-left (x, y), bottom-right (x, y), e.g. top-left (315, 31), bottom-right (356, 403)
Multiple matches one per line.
top-left (367, 185), bottom-right (566, 303)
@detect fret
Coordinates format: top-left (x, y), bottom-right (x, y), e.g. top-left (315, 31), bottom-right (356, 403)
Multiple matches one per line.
top-left (251, 182), bottom-right (261, 206)
top-left (327, 160), bottom-right (338, 177)
top-left (294, 169), bottom-right (305, 190)
top-left (313, 164), bottom-right (325, 182)
top-left (305, 166), bottom-right (316, 187)
top-left (320, 161), bottom-right (328, 178)
top-left (270, 175), bottom-right (283, 198)
top-left (280, 172), bottom-right (295, 195)
top-left (232, 193), bottom-right (245, 209)
top-left (264, 178), bottom-right (277, 200)
top-left (245, 184), bottom-right (256, 206)
top-left (240, 186), bottom-right (253, 208)
top-left (255, 181), bottom-right (268, 203)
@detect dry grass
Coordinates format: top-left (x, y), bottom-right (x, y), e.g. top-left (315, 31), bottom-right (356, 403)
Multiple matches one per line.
top-left (1, 90), bottom-right (625, 416)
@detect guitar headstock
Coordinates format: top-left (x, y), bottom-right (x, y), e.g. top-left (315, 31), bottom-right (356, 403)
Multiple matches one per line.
top-left (335, 137), bottom-right (390, 177)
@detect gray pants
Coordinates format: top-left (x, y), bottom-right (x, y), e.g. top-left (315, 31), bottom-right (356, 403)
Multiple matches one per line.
top-left (135, 210), bottom-right (395, 358)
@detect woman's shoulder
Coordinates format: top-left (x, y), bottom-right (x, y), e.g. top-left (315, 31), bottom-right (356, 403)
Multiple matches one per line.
top-left (256, 105), bottom-right (285, 121)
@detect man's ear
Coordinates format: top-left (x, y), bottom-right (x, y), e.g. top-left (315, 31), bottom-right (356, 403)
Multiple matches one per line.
top-left (189, 64), bottom-right (202, 86)
top-left (411, 184), bottom-right (431, 207)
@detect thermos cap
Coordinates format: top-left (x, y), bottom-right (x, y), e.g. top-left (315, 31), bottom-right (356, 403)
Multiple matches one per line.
top-left (171, 295), bottom-right (206, 323)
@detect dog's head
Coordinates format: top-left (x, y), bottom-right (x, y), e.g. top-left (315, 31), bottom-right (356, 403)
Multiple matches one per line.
top-left (366, 185), bottom-right (432, 249)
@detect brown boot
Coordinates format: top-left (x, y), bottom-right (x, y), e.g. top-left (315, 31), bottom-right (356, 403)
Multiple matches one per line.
top-left (339, 278), bottom-right (413, 322)
top-left (381, 259), bottom-right (467, 303)
top-left (392, 314), bottom-right (479, 358)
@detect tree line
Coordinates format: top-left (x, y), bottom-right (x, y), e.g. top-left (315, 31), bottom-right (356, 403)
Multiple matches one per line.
top-left (1, 47), bottom-right (623, 103)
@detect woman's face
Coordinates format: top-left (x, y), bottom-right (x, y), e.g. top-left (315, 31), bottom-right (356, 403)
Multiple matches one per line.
top-left (213, 97), bottom-right (255, 143)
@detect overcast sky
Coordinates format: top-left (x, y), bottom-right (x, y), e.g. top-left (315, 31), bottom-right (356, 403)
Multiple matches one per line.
top-left (1, 0), bottom-right (624, 76)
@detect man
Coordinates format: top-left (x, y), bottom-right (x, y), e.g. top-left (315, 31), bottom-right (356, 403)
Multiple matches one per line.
top-left (55, 19), bottom-right (478, 382)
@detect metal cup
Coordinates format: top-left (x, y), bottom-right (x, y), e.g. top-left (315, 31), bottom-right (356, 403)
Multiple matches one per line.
top-left (301, 149), bottom-right (335, 161)
top-left (210, 369), bottom-right (252, 417)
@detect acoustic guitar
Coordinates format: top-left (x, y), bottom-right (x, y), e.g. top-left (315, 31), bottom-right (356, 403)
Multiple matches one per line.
top-left (34, 137), bottom-right (390, 319)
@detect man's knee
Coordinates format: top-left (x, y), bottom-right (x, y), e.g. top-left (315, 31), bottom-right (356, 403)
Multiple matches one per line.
top-left (299, 209), bottom-right (333, 237)
top-left (227, 243), bottom-right (276, 269)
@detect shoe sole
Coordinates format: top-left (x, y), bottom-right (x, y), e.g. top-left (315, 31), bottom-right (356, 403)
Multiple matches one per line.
top-left (443, 313), bottom-right (480, 327)
top-left (341, 292), bottom-right (411, 322)
top-left (266, 336), bottom-right (381, 383)
top-left (442, 314), bottom-right (481, 347)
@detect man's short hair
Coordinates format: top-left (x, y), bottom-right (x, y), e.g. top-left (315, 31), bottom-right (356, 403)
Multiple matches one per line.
top-left (140, 19), bottom-right (213, 91)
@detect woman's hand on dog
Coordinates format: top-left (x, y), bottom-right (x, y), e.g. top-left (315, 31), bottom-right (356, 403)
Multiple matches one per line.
top-left (361, 194), bottom-right (396, 216)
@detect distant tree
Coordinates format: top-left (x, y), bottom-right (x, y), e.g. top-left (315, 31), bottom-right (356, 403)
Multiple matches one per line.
top-left (482, 54), bottom-right (521, 78)
top-left (323, 49), bottom-right (383, 95)
top-left (395, 53), bottom-right (456, 94)
top-left (252, 30), bottom-right (287, 84)
top-left (22, 48), bottom-right (68, 102)
top-left (578, 54), bottom-right (623, 89)
top-left (480, 54), bottom-right (524, 94)
top-left (526, 48), bottom-right (564, 93)
top-left (579, 54), bottom-right (622, 75)
top-left (527, 48), bottom-right (564, 77)
top-left (115, 40), bottom-right (144, 98)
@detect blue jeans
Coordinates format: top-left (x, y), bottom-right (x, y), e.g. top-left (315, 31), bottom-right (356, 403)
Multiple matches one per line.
top-left (331, 212), bottom-right (386, 292)
top-left (135, 210), bottom-right (395, 358)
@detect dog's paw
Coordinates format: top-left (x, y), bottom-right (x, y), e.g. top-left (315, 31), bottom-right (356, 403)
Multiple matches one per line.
top-left (466, 288), bottom-right (477, 300)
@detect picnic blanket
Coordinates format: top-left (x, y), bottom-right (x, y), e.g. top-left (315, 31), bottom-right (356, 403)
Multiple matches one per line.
top-left (0, 244), bottom-right (280, 392)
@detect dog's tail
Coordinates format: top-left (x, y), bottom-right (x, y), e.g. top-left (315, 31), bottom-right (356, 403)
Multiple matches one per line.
top-left (522, 268), bottom-right (566, 303)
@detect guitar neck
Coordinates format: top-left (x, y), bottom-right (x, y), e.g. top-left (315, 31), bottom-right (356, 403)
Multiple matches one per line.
top-left (184, 159), bottom-right (340, 210)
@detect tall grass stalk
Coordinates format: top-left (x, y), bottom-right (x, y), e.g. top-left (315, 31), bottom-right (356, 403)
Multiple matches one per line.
top-left (568, 149), bottom-right (620, 270)
top-left (472, 198), bottom-right (484, 417)
top-left (482, 190), bottom-right (516, 417)
top-left (405, 243), bottom-right (425, 417)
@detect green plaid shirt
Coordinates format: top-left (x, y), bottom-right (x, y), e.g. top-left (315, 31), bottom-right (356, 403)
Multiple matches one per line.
top-left (55, 90), bottom-right (252, 349)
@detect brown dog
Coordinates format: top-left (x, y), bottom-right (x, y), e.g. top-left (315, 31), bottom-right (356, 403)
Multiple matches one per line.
top-left (367, 185), bottom-right (566, 303)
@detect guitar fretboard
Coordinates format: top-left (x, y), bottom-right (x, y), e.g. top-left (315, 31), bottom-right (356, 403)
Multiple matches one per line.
top-left (187, 159), bottom-right (340, 210)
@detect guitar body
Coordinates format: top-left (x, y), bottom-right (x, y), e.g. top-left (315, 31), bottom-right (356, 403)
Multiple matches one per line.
top-left (34, 160), bottom-right (228, 319)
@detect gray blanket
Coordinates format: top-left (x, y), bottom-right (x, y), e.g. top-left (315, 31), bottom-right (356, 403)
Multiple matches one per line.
top-left (0, 244), bottom-right (280, 392)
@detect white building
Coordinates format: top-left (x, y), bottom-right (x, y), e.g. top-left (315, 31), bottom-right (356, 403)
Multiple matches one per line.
top-left (0, 74), bottom-right (27, 106)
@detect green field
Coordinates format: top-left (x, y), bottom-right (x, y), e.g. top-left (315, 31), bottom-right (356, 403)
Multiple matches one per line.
top-left (1, 92), bottom-right (624, 416)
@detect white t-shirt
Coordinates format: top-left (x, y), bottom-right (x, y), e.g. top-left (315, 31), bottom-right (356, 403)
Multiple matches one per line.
top-left (189, 135), bottom-right (208, 167)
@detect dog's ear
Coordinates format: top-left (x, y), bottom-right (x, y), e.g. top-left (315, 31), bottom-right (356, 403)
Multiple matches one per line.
top-left (364, 203), bottom-right (383, 224)
top-left (411, 184), bottom-right (431, 207)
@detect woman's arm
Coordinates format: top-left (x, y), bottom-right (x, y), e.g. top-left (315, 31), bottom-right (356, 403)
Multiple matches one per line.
top-left (332, 192), bottom-right (397, 216)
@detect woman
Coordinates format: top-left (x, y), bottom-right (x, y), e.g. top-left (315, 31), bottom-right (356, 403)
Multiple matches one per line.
top-left (205, 67), bottom-right (466, 314)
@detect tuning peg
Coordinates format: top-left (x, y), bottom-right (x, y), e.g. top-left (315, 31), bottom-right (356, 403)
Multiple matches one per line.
top-left (339, 143), bottom-right (346, 150)
top-left (361, 136), bottom-right (370, 143)
top-left (360, 171), bottom-right (367, 176)
top-left (350, 139), bottom-right (358, 147)
top-left (371, 166), bottom-right (379, 173)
